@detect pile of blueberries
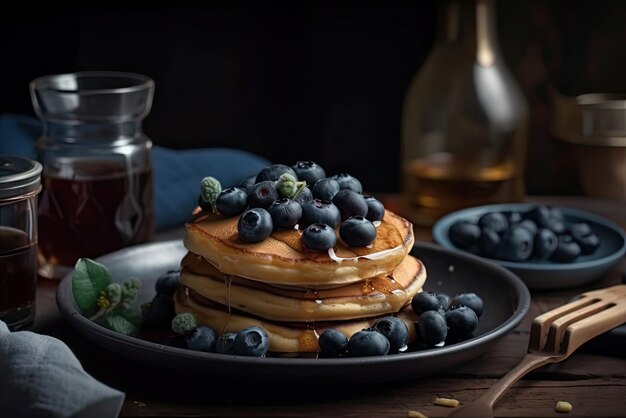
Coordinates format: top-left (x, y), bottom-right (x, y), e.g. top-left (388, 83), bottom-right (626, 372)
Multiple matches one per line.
top-left (448, 205), bottom-right (600, 262)
top-left (318, 291), bottom-right (484, 357)
top-left (198, 162), bottom-right (386, 250)
top-left (412, 291), bottom-right (483, 347)
top-left (143, 270), bottom-right (484, 357)
top-left (172, 312), bottom-right (270, 357)
top-left (142, 270), bottom-right (270, 357)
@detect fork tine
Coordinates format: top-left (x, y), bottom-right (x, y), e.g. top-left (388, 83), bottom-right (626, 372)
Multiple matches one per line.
top-left (529, 297), bottom-right (598, 350)
top-left (544, 300), bottom-right (615, 353)
top-left (563, 301), bottom-right (626, 356)
top-left (529, 285), bottom-right (626, 351)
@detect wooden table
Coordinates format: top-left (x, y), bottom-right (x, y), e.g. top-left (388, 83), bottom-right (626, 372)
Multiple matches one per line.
top-left (32, 196), bottom-right (626, 418)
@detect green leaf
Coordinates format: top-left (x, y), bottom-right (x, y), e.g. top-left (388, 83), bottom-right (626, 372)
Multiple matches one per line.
top-left (105, 308), bottom-right (141, 336)
top-left (72, 258), bottom-right (113, 316)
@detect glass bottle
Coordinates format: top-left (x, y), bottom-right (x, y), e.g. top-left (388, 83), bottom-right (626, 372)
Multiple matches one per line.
top-left (30, 71), bottom-right (155, 279)
top-left (0, 156), bottom-right (41, 329)
top-left (401, 0), bottom-right (528, 226)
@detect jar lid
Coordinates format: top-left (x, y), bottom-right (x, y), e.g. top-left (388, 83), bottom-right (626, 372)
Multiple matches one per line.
top-left (0, 156), bottom-right (42, 200)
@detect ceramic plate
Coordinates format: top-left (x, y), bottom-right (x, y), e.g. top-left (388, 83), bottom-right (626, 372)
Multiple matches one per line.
top-left (57, 240), bottom-right (530, 384)
top-left (432, 203), bottom-right (626, 290)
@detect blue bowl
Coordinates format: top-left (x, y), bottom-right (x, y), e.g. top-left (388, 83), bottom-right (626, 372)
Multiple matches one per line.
top-left (432, 203), bottom-right (626, 290)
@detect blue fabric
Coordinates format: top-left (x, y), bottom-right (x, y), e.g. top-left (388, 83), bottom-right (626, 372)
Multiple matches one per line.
top-left (0, 113), bottom-right (269, 230)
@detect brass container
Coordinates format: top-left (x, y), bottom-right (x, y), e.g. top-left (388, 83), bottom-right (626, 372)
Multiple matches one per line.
top-left (552, 94), bottom-right (626, 200)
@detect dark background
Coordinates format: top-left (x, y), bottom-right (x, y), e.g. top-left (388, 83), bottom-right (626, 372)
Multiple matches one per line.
top-left (2, 2), bottom-right (625, 194)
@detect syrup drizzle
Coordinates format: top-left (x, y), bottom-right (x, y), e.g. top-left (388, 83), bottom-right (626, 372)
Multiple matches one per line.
top-left (223, 274), bottom-right (232, 334)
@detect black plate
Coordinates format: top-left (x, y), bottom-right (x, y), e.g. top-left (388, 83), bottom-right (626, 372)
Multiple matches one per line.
top-left (57, 240), bottom-right (530, 384)
top-left (433, 204), bottom-right (626, 290)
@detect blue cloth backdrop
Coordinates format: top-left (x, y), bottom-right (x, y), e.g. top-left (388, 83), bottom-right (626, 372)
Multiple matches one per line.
top-left (0, 113), bottom-right (269, 230)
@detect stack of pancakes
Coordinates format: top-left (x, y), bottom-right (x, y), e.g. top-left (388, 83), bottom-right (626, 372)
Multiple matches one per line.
top-left (174, 210), bottom-right (426, 353)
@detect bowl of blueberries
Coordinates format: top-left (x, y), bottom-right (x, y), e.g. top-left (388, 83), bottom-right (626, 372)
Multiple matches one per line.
top-left (432, 204), bottom-right (626, 289)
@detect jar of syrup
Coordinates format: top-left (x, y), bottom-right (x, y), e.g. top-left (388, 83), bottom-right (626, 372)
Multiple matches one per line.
top-left (30, 71), bottom-right (155, 279)
top-left (0, 156), bottom-right (41, 329)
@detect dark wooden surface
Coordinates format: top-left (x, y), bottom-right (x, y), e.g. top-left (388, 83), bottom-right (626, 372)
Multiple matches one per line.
top-left (32, 196), bottom-right (626, 418)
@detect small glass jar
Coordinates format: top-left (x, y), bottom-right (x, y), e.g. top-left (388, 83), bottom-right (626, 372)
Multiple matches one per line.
top-left (30, 71), bottom-right (155, 279)
top-left (0, 155), bottom-right (42, 330)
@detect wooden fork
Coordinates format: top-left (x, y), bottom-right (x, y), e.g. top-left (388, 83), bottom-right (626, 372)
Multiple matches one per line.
top-left (448, 284), bottom-right (626, 418)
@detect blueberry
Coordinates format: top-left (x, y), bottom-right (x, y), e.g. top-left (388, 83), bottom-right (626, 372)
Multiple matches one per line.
top-left (331, 173), bottom-right (363, 193)
top-left (312, 178), bottom-right (340, 201)
top-left (197, 194), bottom-right (212, 212)
top-left (417, 310), bottom-right (447, 346)
top-left (233, 326), bottom-right (270, 357)
top-left (256, 164), bottom-right (298, 183)
top-left (502, 210), bottom-right (522, 225)
top-left (445, 306), bottom-right (478, 339)
top-left (478, 212), bottom-right (509, 234)
top-left (248, 181), bottom-right (279, 209)
top-left (373, 316), bottom-right (409, 353)
top-left (348, 329), bottom-right (390, 357)
top-left (449, 221), bottom-right (481, 250)
top-left (294, 187), bottom-right (313, 206)
top-left (363, 196), bottom-right (385, 222)
top-left (215, 333), bottom-right (237, 354)
top-left (239, 174), bottom-right (256, 194)
top-left (498, 226), bottom-right (534, 261)
top-left (550, 207), bottom-right (565, 221)
top-left (267, 198), bottom-right (302, 229)
top-left (237, 208), bottom-right (273, 243)
top-left (332, 189), bottom-right (368, 221)
top-left (155, 270), bottom-right (180, 297)
top-left (302, 223), bottom-right (337, 251)
top-left (186, 326), bottom-right (217, 352)
top-left (340, 216), bottom-right (377, 247)
top-left (575, 233), bottom-right (600, 255)
top-left (550, 235), bottom-right (581, 262)
top-left (292, 161), bottom-right (326, 187)
top-left (524, 205), bottom-right (551, 228)
top-left (436, 293), bottom-right (451, 311)
top-left (142, 294), bottom-right (176, 329)
top-left (450, 293), bottom-right (484, 317)
top-left (570, 223), bottom-right (600, 255)
top-left (533, 228), bottom-right (558, 260)
top-left (546, 217), bottom-right (566, 234)
top-left (570, 223), bottom-right (592, 236)
top-left (411, 291), bottom-right (442, 315)
top-left (318, 329), bottom-right (348, 357)
top-left (518, 219), bottom-right (538, 236)
top-left (216, 187), bottom-right (248, 216)
top-left (300, 199), bottom-right (341, 228)
top-left (479, 227), bottom-right (500, 258)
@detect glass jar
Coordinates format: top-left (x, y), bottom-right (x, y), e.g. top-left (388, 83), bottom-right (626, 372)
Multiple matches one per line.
top-left (401, 0), bottom-right (528, 226)
top-left (0, 156), bottom-right (42, 330)
top-left (30, 71), bottom-right (155, 279)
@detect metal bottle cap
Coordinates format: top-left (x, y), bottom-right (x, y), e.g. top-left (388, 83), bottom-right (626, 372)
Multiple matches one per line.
top-left (0, 155), bottom-right (42, 200)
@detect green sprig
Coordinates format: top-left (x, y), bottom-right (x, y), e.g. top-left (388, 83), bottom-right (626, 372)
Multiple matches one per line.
top-left (72, 258), bottom-right (143, 335)
top-left (275, 173), bottom-right (307, 199)
top-left (200, 176), bottom-right (222, 213)
top-left (172, 312), bottom-right (198, 335)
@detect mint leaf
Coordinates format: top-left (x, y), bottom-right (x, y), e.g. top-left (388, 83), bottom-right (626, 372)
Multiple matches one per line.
top-left (72, 258), bottom-right (113, 316)
top-left (105, 309), bottom-right (141, 336)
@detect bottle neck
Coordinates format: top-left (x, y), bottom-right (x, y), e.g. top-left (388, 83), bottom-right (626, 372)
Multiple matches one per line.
top-left (42, 120), bottom-right (144, 145)
top-left (435, 0), bottom-right (500, 66)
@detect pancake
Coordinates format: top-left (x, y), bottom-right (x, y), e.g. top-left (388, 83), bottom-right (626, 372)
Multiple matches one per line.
top-left (180, 254), bottom-right (426, 322)
top-left (174, 288), bottom-right (418, 353)
top-left (184, 209), bottom-right (414, 288)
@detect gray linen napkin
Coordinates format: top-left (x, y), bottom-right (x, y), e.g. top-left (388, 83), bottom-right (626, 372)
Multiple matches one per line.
top-left (0, 320), bottom-right (125, 418)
